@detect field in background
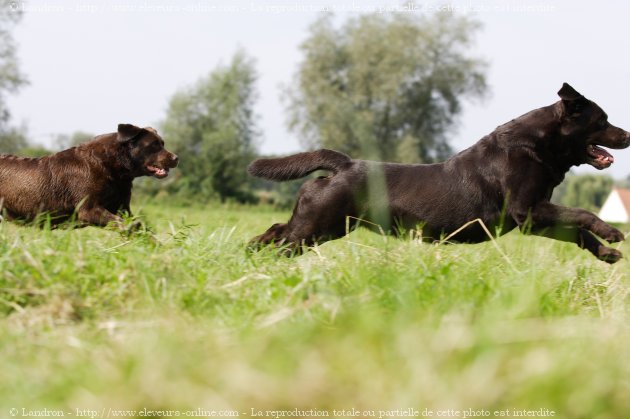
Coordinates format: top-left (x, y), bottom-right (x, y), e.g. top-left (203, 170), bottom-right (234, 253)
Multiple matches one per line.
top-left (1, 204), bottom-right (629, 418)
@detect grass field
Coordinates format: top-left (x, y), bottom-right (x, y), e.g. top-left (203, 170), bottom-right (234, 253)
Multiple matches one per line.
top-left (1, 203), bottom-right (629, 419)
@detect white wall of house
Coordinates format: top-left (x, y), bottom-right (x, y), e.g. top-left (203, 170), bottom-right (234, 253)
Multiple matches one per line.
top-left (599, 190), bottom-right (629, 223)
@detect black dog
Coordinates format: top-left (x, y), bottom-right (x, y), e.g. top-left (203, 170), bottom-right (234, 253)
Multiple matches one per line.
top-left (0, 124), bottom-right (178, 228)
top-left (248, 83), bottom-right (630, 263)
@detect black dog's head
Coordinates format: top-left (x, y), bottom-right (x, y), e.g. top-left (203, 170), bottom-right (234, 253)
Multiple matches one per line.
top-left (117, 124), bottom-right (179, 179)
top-left (557, 83), bottom-right (630, 170)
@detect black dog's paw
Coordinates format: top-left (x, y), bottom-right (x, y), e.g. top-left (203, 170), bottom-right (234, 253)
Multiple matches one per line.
top-left (602, 227), bottom-right (625, 243)
top-left (245, 240), bottom-right (264, 254)
top-left (598, 247), bottom-right (623, 264)
top-left (594, 220), bottom-right (625, 243)
top-left (246, 238), bottom-right (300, 257)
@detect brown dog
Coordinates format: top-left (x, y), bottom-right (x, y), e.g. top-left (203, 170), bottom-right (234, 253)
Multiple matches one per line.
top-left (0, 124), bottom-right (178, 228)
top-left (248, 83), bottom-right (630, 263)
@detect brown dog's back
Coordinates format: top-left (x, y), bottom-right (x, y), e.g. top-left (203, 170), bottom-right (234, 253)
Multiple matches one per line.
top-left (0, 155), bottom-right (65, 219)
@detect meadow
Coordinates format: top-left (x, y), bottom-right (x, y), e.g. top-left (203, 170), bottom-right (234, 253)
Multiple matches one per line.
top-left (1, 203), bottom-right (629, 418)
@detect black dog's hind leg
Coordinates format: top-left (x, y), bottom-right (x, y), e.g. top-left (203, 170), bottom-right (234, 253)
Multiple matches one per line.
top-left (248, 222), bottom-right (316, 256)
top-left (249, 176), bottom-right (357, 256)
top-left (248, 223), bottom-right (292, 252)
top-left (248, 219), bottom-right (348, 257)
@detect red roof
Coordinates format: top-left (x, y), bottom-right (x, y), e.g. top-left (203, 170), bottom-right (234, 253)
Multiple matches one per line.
top-left (614, 188), bottom-right (630, 215)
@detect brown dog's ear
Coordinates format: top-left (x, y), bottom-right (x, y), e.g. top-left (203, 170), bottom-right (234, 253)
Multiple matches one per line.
top-left (117, 124), bottom-right (143, 142)
top-left (557, 83), bottom-right (583, 101)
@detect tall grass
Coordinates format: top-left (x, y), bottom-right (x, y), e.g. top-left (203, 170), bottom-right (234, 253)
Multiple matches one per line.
top-left (1, 204), bottom-right (629, 418)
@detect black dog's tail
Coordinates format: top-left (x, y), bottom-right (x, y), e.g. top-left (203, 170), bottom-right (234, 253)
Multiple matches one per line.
top-left (248, 149), bottom-right (352, 181)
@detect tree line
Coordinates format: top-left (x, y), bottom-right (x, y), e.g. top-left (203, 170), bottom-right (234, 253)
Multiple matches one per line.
top-left (0, 5), bottom-right (622, 210)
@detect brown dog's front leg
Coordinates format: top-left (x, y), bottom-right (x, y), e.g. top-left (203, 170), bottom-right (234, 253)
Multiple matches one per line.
top-left (78, 206), bottom-right (124, 229)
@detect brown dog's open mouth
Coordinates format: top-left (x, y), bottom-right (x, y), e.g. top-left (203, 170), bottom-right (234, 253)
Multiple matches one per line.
top-left (587, 144), bottom-right (614, 169)
top-left (146, 165), bottom-right (169, 178)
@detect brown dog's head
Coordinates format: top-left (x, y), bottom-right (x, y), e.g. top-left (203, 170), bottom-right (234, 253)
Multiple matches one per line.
top-left (557, 83), bottom-right (630, 170)
top-left (117, 124), bottom-right (179, 178)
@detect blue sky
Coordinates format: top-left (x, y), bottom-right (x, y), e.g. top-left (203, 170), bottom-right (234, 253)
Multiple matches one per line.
top-left (7, 0), bottom-right (630, 178)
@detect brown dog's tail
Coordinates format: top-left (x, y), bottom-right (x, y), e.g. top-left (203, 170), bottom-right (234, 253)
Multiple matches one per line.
top-left (248, 149), bottom-right (352, 181)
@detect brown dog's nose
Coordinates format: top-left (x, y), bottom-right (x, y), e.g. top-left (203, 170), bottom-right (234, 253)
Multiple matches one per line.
top-left (171, 153), bottom-right (179, 167)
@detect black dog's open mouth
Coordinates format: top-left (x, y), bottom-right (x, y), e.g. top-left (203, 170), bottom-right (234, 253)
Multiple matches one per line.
top-left (146, 165), bottom-right (169, 179)
top-left (587, 144), bottom-right (614, 169)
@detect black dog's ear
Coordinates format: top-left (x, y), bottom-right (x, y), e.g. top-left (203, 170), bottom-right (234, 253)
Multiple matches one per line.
top-left (558, 83), bottom-right (586, 115)
top-left (557, 83), bottom-right (584, 101)
top-left (117, 124), bottom-right (143, 142)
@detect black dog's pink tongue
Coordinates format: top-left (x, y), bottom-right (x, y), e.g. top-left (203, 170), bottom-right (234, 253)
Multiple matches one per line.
top-left (588, 145), bottom-right (614, 166)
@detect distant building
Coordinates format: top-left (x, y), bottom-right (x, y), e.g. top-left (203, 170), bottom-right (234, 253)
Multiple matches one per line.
top-left (599, 188), bottom-right (630, 223)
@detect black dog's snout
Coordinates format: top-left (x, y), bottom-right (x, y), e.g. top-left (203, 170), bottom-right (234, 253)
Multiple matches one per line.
top-left (619, 131), bottom-right (630, 148)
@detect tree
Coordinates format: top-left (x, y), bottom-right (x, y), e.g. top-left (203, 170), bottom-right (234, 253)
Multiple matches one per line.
top-left (554, 174), bottom-right (614, 212)
top-left (53, 131), bottom-right (94, 150)
top-left (0, 1), bottom-right (29, 153)
top-left (286, 12), bottom-right (487, 163)
top-left (18, 144), bottom-right (51, 157)
top-left (161, 50), bottom-right (259, 202)
top-left (0, 0), bottom-right (28, 133)
top-left (0, 124), bottom-right (28, 154)
top-left (615, 175), bottom-right (630, 190)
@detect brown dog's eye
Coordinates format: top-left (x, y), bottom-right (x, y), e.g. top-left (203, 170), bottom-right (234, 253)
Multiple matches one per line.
top-left (599, 119), bottom-right (608, 128)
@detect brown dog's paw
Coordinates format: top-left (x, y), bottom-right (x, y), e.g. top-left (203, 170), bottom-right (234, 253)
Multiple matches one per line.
top-left (127, 219), bottom-right (145, 232)
top-left (597, 247), bottom-right (623, 264)
top-left (115, 218), bottom-right (148, 237)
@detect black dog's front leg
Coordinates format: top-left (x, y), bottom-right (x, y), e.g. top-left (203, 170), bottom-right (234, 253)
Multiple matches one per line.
top-left (526, 202), bottom-right (623, 242)
top-left (530, 225), bottom-right (622, 263)
top-left (512, 201), bottom-right (624, 263)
